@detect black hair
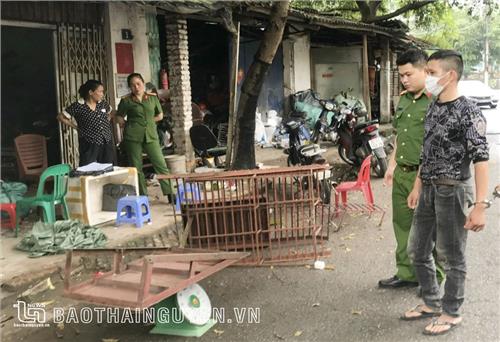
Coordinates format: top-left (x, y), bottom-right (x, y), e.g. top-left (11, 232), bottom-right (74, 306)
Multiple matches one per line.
top-left (127, 73), bottom-right (145, 87)
top-left (78, 80), bottom-right (103, 100)
top-left (145, 82), bottom-right (157, 94)
top-left (396, 48), bottom-right (428, 68)
top-left (428, 49), bottom-right (464, 80)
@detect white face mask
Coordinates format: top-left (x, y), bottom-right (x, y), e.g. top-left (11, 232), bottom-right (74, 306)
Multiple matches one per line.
top-left (425, 73), bottom-right (448, 96)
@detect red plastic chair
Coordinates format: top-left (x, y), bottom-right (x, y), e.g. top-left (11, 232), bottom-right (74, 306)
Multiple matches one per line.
top-left (0, 203), bottom-right (16, 230)
top-left (335, 155), bottom-right (374, 207)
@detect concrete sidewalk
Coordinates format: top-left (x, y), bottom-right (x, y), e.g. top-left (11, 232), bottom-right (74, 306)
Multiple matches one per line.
top-left (0, 199), bottom-right (178, 293)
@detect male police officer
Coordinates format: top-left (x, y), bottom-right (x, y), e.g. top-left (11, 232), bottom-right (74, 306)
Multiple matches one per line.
top-left (379, 49), bottom-right (444, 289)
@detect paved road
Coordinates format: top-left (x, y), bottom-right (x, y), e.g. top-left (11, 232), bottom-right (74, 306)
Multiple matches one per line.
top-left (2, 109), bottom-right (499, 342)
top-left (483, 105), bottom-right (500, 134)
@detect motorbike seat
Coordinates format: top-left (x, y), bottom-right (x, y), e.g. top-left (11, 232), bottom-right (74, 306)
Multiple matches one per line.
top-left (355, 119), bottom-right (379, 130)
top-left (284, 120), bottom-right (301, 130)
top-left (290, 110), bottom-right (307, 119)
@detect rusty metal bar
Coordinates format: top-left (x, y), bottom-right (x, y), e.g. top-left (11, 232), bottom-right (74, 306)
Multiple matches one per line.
top-left (168, 165), bottom-right (336, 265)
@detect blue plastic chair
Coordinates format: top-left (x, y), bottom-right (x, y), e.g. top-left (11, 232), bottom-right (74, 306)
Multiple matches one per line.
top-left (175, 182), bottom-right (201, 212)
top-left (116, 196), bottom-right (151, 227)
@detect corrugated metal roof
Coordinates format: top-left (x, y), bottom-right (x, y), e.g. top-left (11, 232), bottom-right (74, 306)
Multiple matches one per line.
top-left (149, 0), bottom-right (431, 48)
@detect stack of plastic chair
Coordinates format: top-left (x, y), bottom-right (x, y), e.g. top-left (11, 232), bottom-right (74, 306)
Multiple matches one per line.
top-left (116, 195), bottom-right (152, 228)
top-left (14, 134), bottom-right (48, 182)
top-left (15, 164), bottom-right (71, 237)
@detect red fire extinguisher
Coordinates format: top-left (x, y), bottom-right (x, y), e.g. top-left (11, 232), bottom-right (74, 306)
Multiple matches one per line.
top-left (160, 69), bottom-right (169, 89)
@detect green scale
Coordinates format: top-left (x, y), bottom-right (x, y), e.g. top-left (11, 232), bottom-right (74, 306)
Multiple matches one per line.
top-left (150, 283), bottom-right (216, 337)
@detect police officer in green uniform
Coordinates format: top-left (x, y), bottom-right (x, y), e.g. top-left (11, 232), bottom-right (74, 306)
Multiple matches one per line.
top-left (379, 49), bottom-right (445, 288)
top-left (115, 73), bottom-right (172, 197)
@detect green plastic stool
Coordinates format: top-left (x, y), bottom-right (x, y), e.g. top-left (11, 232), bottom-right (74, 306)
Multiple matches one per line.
top-left (15, 164), bottom-right (71, 237)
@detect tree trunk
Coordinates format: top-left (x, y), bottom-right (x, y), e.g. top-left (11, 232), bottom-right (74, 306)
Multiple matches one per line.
top-left (356, 0), bottom-right (381, 22)
top-left (231, 0), bottom-right (290, 170)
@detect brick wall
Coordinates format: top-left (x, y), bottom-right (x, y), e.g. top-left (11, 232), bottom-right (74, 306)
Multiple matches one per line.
top-left (165, 17), bottom-right (195, 170)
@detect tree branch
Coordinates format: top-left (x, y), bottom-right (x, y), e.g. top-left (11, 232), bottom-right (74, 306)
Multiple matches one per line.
top-left (369, 1), bottom-right (382, 14)
top-left (364, 0), bottom-right (434, 23)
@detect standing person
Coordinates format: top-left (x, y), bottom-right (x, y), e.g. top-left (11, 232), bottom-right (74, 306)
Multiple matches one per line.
top-left (115, 73), bottom-right (172, 197)
top-left (401, 50), bottom-right (489, 335)
top-left (379, 49), bottom-right (445, 289)
top-left (57, 80), bottom-right (114, 166)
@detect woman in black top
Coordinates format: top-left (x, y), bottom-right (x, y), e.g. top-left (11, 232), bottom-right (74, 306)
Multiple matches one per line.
top-left (57, 80), bottom-right (115, 166)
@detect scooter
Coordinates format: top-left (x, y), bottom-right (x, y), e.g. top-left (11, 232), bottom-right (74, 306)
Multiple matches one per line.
top-left (335, 102), bottom-right (388, 178)
top-left (280, 113), bottom-right (326, 167)
top-left (279, 113), bottom-right (332, 204)
top-left (310, 97), bottom-right (338, 144)
top-left (308, 92), bottom-right (388, 178)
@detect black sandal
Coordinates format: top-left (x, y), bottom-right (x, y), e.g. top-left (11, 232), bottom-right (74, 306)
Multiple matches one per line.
top-left (400, 304), bottom-right (441, 321)
top-left (423, 317), bottom-right (461, 336)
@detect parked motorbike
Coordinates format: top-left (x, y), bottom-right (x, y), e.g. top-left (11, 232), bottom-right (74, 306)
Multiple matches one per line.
top-left (308, 91), bottom-right (388, 178)
top-left (281, 113), bottom-right (326, 167)
top-left (310, 97), bottom-right (339, 144)
top-left (279, 112), bottom-right (332, 204)
top-left (335, 105), bottom-right (388, 178)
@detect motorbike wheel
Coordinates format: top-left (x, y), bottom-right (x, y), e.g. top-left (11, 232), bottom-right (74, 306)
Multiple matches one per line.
top-left (371, 155), bottom-right (388, 178)
top-left (287, 155), bottom-right (298, 167)
top-left (318, 178), bottom-right (331, 205)
top-left (310, 129), bottom-right (320, 144)
top-left (338, 145), bottom-right (356, 166)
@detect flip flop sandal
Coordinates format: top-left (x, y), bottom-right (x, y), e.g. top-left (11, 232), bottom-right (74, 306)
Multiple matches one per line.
top-left (400, 305), bottom-right (441, 321)
top-left (423, 317), bottom-right (461, 336)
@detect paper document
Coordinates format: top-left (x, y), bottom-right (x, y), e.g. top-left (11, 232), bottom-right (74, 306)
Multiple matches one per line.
top-left (76, 162), bottom-right (113, 172)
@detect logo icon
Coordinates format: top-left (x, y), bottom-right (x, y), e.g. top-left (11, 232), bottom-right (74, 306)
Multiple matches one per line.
top-left (13, 301), bottom-right (46, 325)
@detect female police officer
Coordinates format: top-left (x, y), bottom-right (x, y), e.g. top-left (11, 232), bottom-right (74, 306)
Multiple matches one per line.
top-left (115, 73), bottom-right (172, 197)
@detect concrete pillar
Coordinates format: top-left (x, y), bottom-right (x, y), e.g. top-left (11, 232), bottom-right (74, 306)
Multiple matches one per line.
top-left (165, 16), bottom-right (195, 170)
top-left (283, 33), bottom-right (311, 115)
top-left (362, 35), bottom-right (371, 119)
top-left (282, 39), bottom-right (293, 115)
top-left (379, 39), bottom-right (391, 124)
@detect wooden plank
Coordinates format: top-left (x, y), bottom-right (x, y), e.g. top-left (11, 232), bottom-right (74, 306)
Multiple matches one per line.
top-left (68, 285), bottom-right (139, 307)
top-left (128, 260), bottom-right (190, 272)
top-left (137, 259), bottom-right (153, 305)
top-left (189, 261), bottom-right (197, 278)
top-left (96, 270), bottom-right (190, 289)
top-left (144, 258), bottom-right (237, 308)
top-left (145, 252), bottom-right (250, 263)
top-left (113, 249), bottom-right (123, 274)
top-left (64, 251), bottom-right (72, 291)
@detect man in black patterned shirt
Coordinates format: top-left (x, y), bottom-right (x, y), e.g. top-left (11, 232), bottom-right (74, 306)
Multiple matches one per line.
top-left (400, 50), bottom-right (489, 336)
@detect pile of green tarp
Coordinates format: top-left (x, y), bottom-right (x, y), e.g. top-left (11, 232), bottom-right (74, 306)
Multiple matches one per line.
top-left (16, 220), bottom-right (107, 258)
top-left (0, 181), bottom-right (29, 217)
top-left (0, 181), bottom-right (27, 203)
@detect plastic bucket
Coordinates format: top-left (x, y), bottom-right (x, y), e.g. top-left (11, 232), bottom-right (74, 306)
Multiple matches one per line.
top-left (165, 154), bottom-right (187, 174)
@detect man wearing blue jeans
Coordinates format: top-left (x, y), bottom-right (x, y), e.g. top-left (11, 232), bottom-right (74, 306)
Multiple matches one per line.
top-left (400, 50), bottom-right (490, 336)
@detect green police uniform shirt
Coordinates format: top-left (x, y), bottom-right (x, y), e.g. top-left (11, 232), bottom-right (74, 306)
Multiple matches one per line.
top-left (393, 91), bottom-right (431, 166)
top-left (116, 93), bottom-right (162, 143)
